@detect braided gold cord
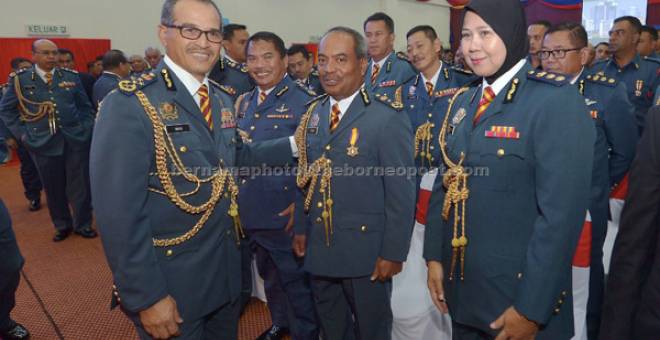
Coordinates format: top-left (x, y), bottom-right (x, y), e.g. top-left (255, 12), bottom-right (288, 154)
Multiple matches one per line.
top-left (133, 91), bottom-right (243, 247)
top-left (12, 74), bottom-right (57, 135)
top-left (438, 87), bottom-right (471, 280)
top-left (295, 101), bottom-right (334, 246)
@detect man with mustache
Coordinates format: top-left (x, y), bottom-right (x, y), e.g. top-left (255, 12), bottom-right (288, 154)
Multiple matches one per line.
top-left (363, 12), bottom-right (415, 100)
top-left (235, 31), bottom-right (318, 340)
top-left (0, 39), bottom-right (97, 242)
top-left (591, 16), bottom-right (660, 134)
top-left (292, 26), bottom-right (415, 340)
top-left (89, 0), bottom-right (295, 338)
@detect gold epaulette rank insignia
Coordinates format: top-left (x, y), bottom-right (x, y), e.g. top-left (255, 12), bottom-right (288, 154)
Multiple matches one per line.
top-left (161, 69), bottom-right (175, 90)
top-left (360, 87), bottom-right (371, 106)
top-left (306, 93), bottom-right (328, 106)
top-left (527, 70), bottom-right (568, 86)
top-left (295, 82), bottom-right (317, 97)
top-left (61, 67), bottom-right (78, 74)
top-left (586, 74), bottom-right (616, 87)
top-left (218, 84), bottom-right (236, 96)
top-left (503, 78), bottom-right (520, 103)
top-left (117, 80), bottom-right (137, 95)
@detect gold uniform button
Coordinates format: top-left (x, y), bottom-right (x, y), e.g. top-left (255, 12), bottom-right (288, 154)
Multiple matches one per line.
top-left (558, 299), bottom-right (564, 305)
top-left (112, 284), bottom-right (117, 289)
top-left (360, 225), bottom-right (367, 232)
top-left (255, 113), bottom-right (260, 118)
top-left (561, 291), bottom-right (567, 297)
top-left (179, 146), bottom-right (188, 153)
top-left (250, 126), bottom-right (255, 131)
top-left (317, 202), bottom-right (323, 208)
top-left (273, 125), bottom-right (279, 129)
top-left (554, 308), bottom-right (560, 314)
top-left (517, 272), bottom-right (523, 279)
top-left (497, 148), bottom-right (505, 157)
top-left (428, 113), bottom-right (432, 118)
top-left (166, 249), bottom-right (173, 257)
top-left (116, 297), bottom-right (121, 303)
top-left (316, 217), bottom-right (323, 224)
top-left (325, 145), bottom-right (331, 151)
top-left (284, 186), bottom-right (288, 191)
top-left (113, 291), bottom-right (119, 296)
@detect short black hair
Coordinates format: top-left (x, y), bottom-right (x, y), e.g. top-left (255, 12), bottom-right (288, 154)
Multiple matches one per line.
top-left (86, 61), bottom-right (96, 69)
top-left (95, 55), bottom-right (104, 62)
top-left (10, 57), bottom-right (31, 70)
top-left (595, 42), bottom-right (609, 49)
top-left (546, 22), bottom-right (588, 49)
top-left (286, 44), bottom-right (311, 60)
top-left (246, 31), bottom-right (286, 58)
top-left (58, 48), bottom-right (74, 60)
top-left (406, 25), bottom-right (438, 41)
top-left (223, 24), bottom-right (247, 41)
top-left (641, 25), bottom-right (658, 41)
top-left (102, 49), bottom-right (128, 69)
top-left (364, 12), bottom-right (394, 34)
top-left (531, 20), bottom-right (552, 30)
top-left (614, 16), bottom-right (643, 34)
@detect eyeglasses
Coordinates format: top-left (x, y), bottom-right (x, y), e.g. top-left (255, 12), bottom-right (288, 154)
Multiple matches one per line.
top-left (537, 48), bottom-right (581, 60)
top-left (35, 51), bottom-right (59, 56)
top-left (163, 24), bottom-right (223, 43)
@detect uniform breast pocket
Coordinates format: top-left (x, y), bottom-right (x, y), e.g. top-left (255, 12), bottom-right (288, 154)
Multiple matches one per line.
top-left (167, 130), bottom-right (205, 162)
top-left (476, 139), bottom-right (527, 192)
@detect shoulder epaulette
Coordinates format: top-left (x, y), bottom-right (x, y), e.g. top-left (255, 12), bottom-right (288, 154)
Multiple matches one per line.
top-left (306, 93), bottom-right (328, 106)
top-left (61, 67), bottom-right (78, 74)
top-left (117, 80), bottom-right (138, 95)
top-left (451, 66), bottom-right (474, 75)
top-left (643, 56), bottom-right (660, 64)
top-left (140, 72), bottom-right (156, 82)
top-left (396, 51), bottom-right (409, 62)
top-left (585, 74), bottom-right (617, 87)
top-left (295, 81), bottom-right (317, 97)
top-left (526, 70), bottom-right (569, 86)
top-left (9, 68), bottom-right (29, 79)
top-left (311, 69), bottom-right (319, 77)
top-left (210, 79), bottom-right (236, 96)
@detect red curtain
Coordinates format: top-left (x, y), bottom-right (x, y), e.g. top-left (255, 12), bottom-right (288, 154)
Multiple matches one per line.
top-left (0, 38), bottom-right (111, 82)
top-left (649, 0), bottom-right (660, 27)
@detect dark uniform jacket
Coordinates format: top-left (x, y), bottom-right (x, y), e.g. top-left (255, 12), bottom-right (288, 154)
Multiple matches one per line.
top-left (208, 56), bottom-right (254, 101)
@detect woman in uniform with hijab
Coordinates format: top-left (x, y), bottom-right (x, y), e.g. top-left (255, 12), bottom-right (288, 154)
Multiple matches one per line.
top-left (423, 0), bottom-right (595, 339)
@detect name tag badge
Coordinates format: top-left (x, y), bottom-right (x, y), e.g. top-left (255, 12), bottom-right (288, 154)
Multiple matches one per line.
top-left (166, 124), bottom-right (190, 133)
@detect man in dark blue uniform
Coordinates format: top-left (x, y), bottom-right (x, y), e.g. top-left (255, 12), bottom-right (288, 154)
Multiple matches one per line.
top-left (401, 25), bottom-right (475, 180)
top-left (0, 195), bottom-right (30, 340)
top-left (236, 32), bottom-right (318, 340)
top-left (208, 23), bottom-right (253, 101)
top-left (93, 49), bottom-right (131, 107)
top-left (591, 16), bottom-right (660, 133)
top-left (287, 44), bottom-right (323, 95)
top-left (89, 1), bottom-right (295, 338)
top-left (292, 26), bottom-right (416, 340)
top-left (0, 39), bottom-right (97, 242)
top-left (638, 26), bottom-right (658, 59)
top-left (58, 48), bottom-right (96, 105)
top-left (425, 2), bottom-right (594, 339)
top-left (541, 22), bottom-right (639, 340)
top-left (363, 12), bottom-right (416, 98)
top-left (2, 58), bottom-right (43, 212)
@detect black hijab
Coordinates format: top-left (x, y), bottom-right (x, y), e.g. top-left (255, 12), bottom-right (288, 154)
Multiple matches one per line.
top-left (463, 0), bottom-right (529, 83)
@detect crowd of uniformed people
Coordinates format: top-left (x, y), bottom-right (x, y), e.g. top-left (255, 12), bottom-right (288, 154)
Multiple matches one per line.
top-left (1, 0), bottom-right (659, 339)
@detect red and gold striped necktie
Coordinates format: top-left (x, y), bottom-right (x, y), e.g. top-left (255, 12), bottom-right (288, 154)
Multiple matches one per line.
top-left (330, 103), bottom-right (341, 132)
top-left (425, 81), bottom-right (434, 97)
top-left (258, 91), bottom-right (267, 105)
top-left (473, 86), bottom-right (495, 125)
top-left (371, 64), bottom-right (381, 86)
top-left (198, 84), bottom-right (213, 130)
top-left (45, 72), bottom-right (53, 86)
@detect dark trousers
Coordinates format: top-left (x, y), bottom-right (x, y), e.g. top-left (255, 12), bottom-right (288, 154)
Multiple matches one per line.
top-left (311, 275), bottom-right (392, 340)
top-left (253, 239), bottom-right (318, 339)
top-left (130, 298), bottom-right (240, 340)
top-left (0, 269), bottom-right (20, 332)
top-left (452, 322), bottom-right (493, 340)
top-left (586, 220), bottom-right (607, 340)
top-left (15, 143), bottom-right (42, 201)
top-left (239, 241), bottom-right (252, 313)
top-left (31, 142), bottom-right (92, 232)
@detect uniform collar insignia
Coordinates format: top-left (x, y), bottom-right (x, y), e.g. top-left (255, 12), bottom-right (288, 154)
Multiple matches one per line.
top-left (161, 68), bottom-right (175, 90)
top-left (360, 87), bottom-right (371, 105)
top-left (276, 86), bottom-right (289, 97)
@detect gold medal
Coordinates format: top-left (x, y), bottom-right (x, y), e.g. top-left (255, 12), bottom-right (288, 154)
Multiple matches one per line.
top-left (159, 102), bottom-right (179, 120)
top-left (347, 128), bottom-right (359, 157)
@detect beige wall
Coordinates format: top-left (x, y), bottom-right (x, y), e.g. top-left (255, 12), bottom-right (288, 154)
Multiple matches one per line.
top-left (0, 0), bottom-right (451, 56)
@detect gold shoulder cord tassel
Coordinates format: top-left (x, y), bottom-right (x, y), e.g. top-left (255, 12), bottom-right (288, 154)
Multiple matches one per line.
top-left (438, 87), bottom-right (470, 281)
top-left (13, 75), bottom-right (57, 135)
top-left (134, 91), bottom-right (245, 247)
top-left (414, 121), bottom-right (434, 168)
top-left (295, 102), bottom-right (334, 246)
